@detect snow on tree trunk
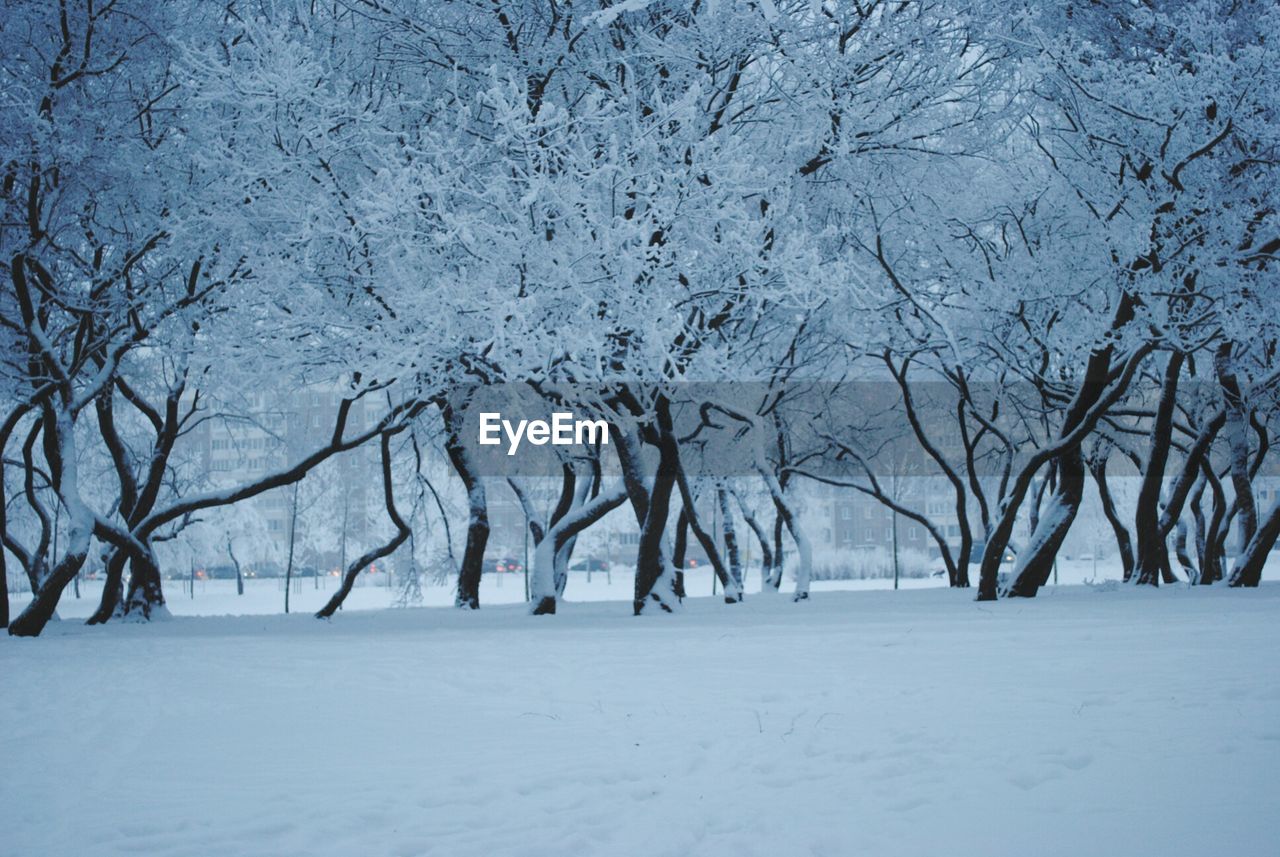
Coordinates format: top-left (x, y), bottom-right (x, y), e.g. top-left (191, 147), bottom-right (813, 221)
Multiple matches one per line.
top-left (733, 491), bottom-right (774, 594)
top-left (122, 546), bottom-right (171, 622)
top-left (444, 406), bottom-right (488, 611)
top-left (756, 458), bottom-right (811, 602)
top-left (1228, 496), bottom-right (1280, 588)
top-left (1007, 449), bottom-right (1084, 598)
top-left (1173, 519), bottom-right (1199, 582)
top-left (718, 486), bottom-right (744, 597)
top-left (614, 417), bottom-right (679, 616)
top-left (9, 410), bottom-right (94, 637)
top-left (1216, 344), bottom-right (1257, 552)
top-left (529, 486), bottom-right (628, 615)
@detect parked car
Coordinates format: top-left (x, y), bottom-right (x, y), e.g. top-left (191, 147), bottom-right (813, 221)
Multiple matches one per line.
top-left (568, 558), bottom-right (608, 573)
top-left (249, 562), bottom-right (283, 578)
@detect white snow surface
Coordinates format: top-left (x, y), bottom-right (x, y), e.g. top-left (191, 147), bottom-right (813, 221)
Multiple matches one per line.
top-left (4, 582), bottom-right (1279, 857)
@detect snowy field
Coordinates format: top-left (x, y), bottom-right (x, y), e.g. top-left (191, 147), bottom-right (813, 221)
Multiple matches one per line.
top-left (5, 579), bottom-right (1280, 857)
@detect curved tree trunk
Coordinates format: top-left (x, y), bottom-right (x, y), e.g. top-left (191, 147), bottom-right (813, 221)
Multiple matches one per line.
top-left (1089, 454), bottom-right (1134, 579)
top-left (1173, 519), bottom-right (1199, 581)
top-left (673, 464), bottom-right (740, 603)
top-left (632, 397), bottom-right (681, 614)
top-left (90, 551), bottom-right (126, 623)
top-left (443, 405), bottom-right (488, 610)
top-left (1200, 462), bottom-right (1229, 584)
top-left (1228, 496), bottom-right (1280, 588)
top-left (317, 431), bottom-right (411, 618)
top-left (1008, 446), bottom-right (1085, 597)
top-left (1131, 352), bottom-right (1185, 585)
top-left (1216, 343), bottom-right (1257, 552)
top-left (977, 316), bottom-right (1148, 600)
top-left (733, 491), bottom-right (774, 592)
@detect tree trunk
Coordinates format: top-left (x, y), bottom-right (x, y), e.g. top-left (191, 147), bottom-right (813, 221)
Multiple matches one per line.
top-left (1131, 352), bottom-right (1185, 585)
top-left (317, 431), bottom-right (411, 618)
top-left (1200, 462), bottom-right (1228, 584)
top-left (527, 486), bottom-right (627, 615)
top-left (673, 464), bottom-right (740, 603)
top-left (633, 398), bottom-right (680, 614)
top-left (1008, 446), bottom-right (1085, 597)
top-left (123, 546), bottom-right (169, 620)
top-left (718, 485), bottom-right (744, 597)
top-left (1173, 519), bottom-right (1199, 581)
top-left (672, 509), bottom-right (689, 599)
top-left (1228, 496), bottom-right (1280, 587)
top-left (228, 538), bottom-right (244, 596)
top-left (1216, 343), bottom-right (1257, 552)
top-left (734, 491), bottom-right (774, 592)
top-left (978, 298), bottom-right (1142, 599)
top-left (757, 459), bottom-right (812, 601)
top-left (88, 549), bottom-right (128, 624)
top-left (444, 406), bottom-right (488, 610)
top-left (1089, 454), bottom-right (1134, 579)
top-left (284, 480), bottom-right (299, 614)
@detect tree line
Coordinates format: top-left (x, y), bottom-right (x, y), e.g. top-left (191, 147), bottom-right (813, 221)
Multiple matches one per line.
top-left (2, 0), bottom-right (1277, 635)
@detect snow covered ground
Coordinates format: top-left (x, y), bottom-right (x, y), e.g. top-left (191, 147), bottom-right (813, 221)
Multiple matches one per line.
top-left (5, 580), bottom-right (1280, 857)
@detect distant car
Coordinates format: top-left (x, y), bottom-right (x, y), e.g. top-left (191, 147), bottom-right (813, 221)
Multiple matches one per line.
top-left (484, 557), bottom-right (523, 574)
top-left (569, 558), bottom-right (608, 573)
top-left (206, 564), bottom-right (239, 580)
top-left (251, 562), bottom-right (283, 578)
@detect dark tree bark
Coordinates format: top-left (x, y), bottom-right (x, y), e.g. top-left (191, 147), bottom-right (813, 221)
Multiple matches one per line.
top-left (1173, 519), bottom-right (1199, 581)
top-left (718, 485), bottom-right (744, 596)
top-left (1189, 472), bottom-right (1209, 583)
top-left (1228, 497), bottom-right (1280, 588)
top-left (227, 538), bottom-right (244, 596)
top-left (443, 403), bottom-right (488, 610)
top-left (8, 548), bottom-right (90, 637)
top-left (1200, 461), bottom-right (1229, 584)
top-left (1089, 453), bottom-right (1134, 579)
top-left (633, 396), bottom-right (679, 614)
top-left (672, 508), bottom-right (690, 600)
top-left (1008, 446), bottom-right (1085, 597)
top-left (1216, 343), bottom-right (1257, 551)
top-left (978, 323), bottom-right (1149, 600)
top-left (885, 354), bottom-right (974, 587)
top-left (317, 431), bottom-right (411, 618)
top-left (1131, 352), bottom-right (1185, 585)
top-left (0, 403), bottom-right (31, 629)
top-left (733, 491), bottom-right (774, 590)
top-left (88, 378), bottom-right (197, 623)
top-left (673, 463), bottom-right (739, 602)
